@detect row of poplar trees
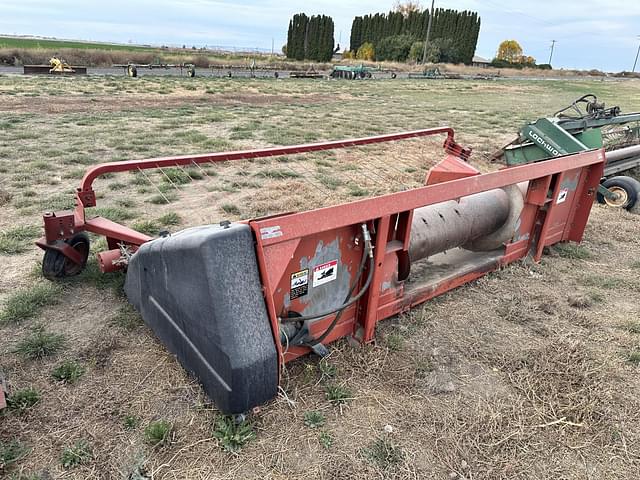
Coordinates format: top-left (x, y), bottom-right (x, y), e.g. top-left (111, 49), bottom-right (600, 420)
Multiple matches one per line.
top-left (286, 13), bottom-right (335, 62)
top-left (350, 9), bottom-right (480, 64)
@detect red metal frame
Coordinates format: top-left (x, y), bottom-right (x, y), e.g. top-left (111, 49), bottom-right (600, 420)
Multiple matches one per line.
top-left (250, 149), bottom-right (605, 363)
top-left (36, 128), bottom-right (465, 268)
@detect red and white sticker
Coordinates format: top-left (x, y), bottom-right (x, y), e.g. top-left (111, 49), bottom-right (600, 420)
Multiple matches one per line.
top-left (313, 260), bottom-right (338, 287)
top-left (556, 188), bottom-right (569, 204)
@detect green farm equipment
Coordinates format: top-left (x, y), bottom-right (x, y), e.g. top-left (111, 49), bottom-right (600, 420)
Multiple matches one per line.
top-left (494, 94), bottom-right (640, 210)
top-left (330, 64), bottom-right (393, 80)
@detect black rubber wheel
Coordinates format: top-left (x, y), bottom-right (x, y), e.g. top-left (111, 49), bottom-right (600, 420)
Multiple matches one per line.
top-left (127, 65), bottom-right (137, 77)
top-left (596, 176), bottom-right (640, 210)
top-left (391, 72), bottom-right (397, 79)
top-left (274, 71), bottom-right (279, 79)
top-left (187, 67), bottom-right (196, 77)
top-left (42, 233), bottom-right (90, 280)
top-left (366, 72), bottom-right (372, 79)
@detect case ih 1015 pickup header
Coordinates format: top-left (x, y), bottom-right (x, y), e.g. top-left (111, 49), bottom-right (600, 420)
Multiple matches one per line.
top-left (36, 121), bottom-right (607, 414)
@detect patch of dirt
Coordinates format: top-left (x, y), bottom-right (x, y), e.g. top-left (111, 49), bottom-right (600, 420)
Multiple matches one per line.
top-left (0, 92), bottom-right (339, 114)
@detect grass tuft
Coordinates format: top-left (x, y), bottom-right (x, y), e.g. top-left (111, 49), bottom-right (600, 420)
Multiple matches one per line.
top-left (0, 282), bottom-right (62, 325)
top-left (0, 439), bottom-right (30, 470)
top-left (627, 350), bottom-right (640, 365)
top-left (325, 384), bottom-right (352, 405)
top-left (7, 388), bottom-right (40, 412)
top-left (144, 420), bottom-right (172, 447)
top-left (0, 225), bottom-right (40, 254)
top-left (123, 414), bottom-right (141, 430)
top-left (14, 327), bottom-right (65, 359)
top-left (303, 410), bottom-right (326, 428)
top-left (554, 243), bottom-right (592, 260)
top-left (319, 431), bottom-right (333, 449)
top-left (221, 203), bottom-right (241, 216)
top-left (362, 436), bottom-right (404, 469)
top-left (51, 360), bottom-right (85, 384)
top-left (60, 440), bottom-right (92, 469)
top-left (212, 416), bottom-right (255, 452)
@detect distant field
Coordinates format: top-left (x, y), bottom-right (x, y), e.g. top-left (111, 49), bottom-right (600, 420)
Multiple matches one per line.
top-left (0, 36), bottom-right (156, 52)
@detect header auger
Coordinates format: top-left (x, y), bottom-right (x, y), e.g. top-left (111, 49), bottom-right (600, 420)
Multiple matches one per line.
top-left (38, 126), bottom-right (605, 414)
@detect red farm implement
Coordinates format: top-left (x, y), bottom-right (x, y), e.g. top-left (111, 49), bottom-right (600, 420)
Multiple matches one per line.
top-left (38, 128), bottom-right (605, 414)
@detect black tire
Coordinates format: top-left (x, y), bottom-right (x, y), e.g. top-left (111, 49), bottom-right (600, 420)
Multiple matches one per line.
top-left (42, 233), bottom-right (90, 280)
top-left (274, 71), bottom-right (279, 79)
top-left (127, 65), bottom-right (137, 77)
top-left (391, 72), bottom-right (397, 79)
top-left (187, 67), bottom-right (196, 77)
top-left (366, 72), bottom-right (372, 79)
top-left (596, 176), bottom-right (640, 210)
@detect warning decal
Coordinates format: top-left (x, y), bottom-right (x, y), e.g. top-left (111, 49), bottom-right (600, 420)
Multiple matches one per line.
top-left (290, 269), bottom-right (309, 300)
top-left (313, 260), bottom-right (338, 287)
top-left (556, 188), bottom-right (569, 204)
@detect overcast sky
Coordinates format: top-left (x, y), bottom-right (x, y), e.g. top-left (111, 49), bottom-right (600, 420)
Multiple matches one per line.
top-left (1, 0), bottom-right (639, 71)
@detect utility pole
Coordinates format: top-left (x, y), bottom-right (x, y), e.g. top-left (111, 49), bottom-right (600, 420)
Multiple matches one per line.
top-left (548, 40), bottom-right (556, 66)
top-left (421, 0), bottom-right (435, 64)
top-left (271, 37), bottom-right (274, 56)
top-left (633, 36), bottom-right (640, 72)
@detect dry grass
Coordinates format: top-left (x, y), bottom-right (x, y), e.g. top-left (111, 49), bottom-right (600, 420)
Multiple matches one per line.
top-left (1, 74), bottom-right (640, 479)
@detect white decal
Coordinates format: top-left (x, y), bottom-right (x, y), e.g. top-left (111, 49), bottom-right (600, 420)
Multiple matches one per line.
top-left (313, 260), bottom-right (338, 287)
top-left (556, 189), bottom-right (568, 204)
top-left (260, 226), bottom-right (282, 240)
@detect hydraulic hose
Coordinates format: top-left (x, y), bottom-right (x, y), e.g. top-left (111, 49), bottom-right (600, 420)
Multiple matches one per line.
top-left (280, 223), bottom-right (375, 347)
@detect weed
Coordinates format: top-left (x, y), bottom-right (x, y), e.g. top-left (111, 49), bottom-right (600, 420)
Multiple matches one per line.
top-left (384, 332), bottom-right (404, 351)
top-left (363, 436), bottom-right (404, 469)
top-left (255, 169), bottom-right (301, 179)
top-left (580, 274), bottom-right (624, 290)
top-left (221, 203), bottom-right (241, 215)
top-left (0, 283), bottom-right (62, 324)
top-left (303, 410), bottom-right (326, 428)
top-left (86, 206), bottom-right (136, 222)
top-left (554, 243), bottom-right (592, 260)
top-left (0, 188), bottom-right (12, 206)
top-left (212, 416), bottom-right (256, 452)
top-left (108, 182), bottom-right (127, 191)
top-left (123, 414), bottom-right (141, 430)
top-left (162, 168), bottom-right (192, 185)
top-left (325, 384), bottom-right (352, 404)
top-left (60, 440), bottom-right (92, 469)
top-left (0, 439), bottom-right (29, 469)
top-left (51, 360), bottom-right (85, 384)
top-left (0, 225), bottom-right (40, 254)
top-left (627, 350), bottom-right (640, 365)
top-left (144, 420), bottom-right (172, 447)
top-left (319, 431), bottom-right (333, 449)
top-left (158, 212), bottom-right (182, 226)
top-left (316, 174), bottom-right (343, 190)
top-left (7, 388), bottom-right (40, 412)
top-left (623, 321), bottom-right (640, 334)
top-left (148, 192), bottom-right (178, 204)
top-left (14, 327), bottom-right (65, 359)
top-left (318, 359), bottom-right (337, 379)
top-left (110, 304), bottom-right (143, 330)
top-left (132, 220), bottom-right (160, 236)
top-left (631, 260), bottom-right (640, 270)
top-left (348, 185), bottom-right (369, 197)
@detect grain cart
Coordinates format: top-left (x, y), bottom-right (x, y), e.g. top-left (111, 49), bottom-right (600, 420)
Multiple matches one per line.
top-left (37, 128), bottom-right (604, 414)
top-left (494, 94), bottom-right (640, 210)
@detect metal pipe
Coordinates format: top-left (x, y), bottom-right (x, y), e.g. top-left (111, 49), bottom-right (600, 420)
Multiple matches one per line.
top-left (408, 184), bottom-right (526, 263)
top-left (605, 144), bottom-right (640, 163)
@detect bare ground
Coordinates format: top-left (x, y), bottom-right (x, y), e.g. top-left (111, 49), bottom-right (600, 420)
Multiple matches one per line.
top-left (1, 75), bottom-right (640, 479)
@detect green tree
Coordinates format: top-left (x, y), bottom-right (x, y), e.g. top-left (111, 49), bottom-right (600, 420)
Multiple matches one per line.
top-left (375, 35), bottom-right (415, 61)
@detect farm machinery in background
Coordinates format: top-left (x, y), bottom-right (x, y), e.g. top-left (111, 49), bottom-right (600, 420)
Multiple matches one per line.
top-left (114, 62), bottom-right (197, 77)
top-left (36, 123), bottom-right (605, 414)
top-left (23, 57), bottom-right (87, 75)
top-left (493, 94), bottom-right (640, 210)
top-left (330, 64), bottom-right (396, 79)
